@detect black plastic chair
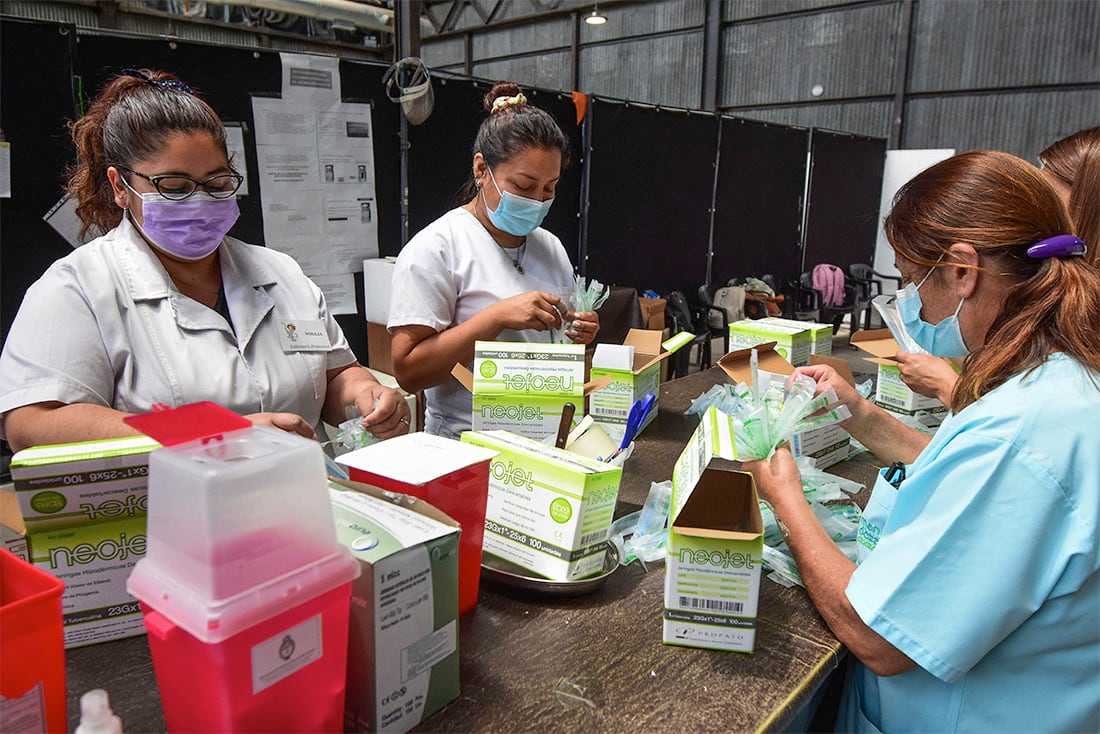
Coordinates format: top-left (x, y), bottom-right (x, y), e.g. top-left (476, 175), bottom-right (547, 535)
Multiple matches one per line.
top-left (797, 271), bottom-right (862, 346)
top-left (697, 285), bottom-right (732, 358)
top-left (848, 264), bottom-right (902, 331)
top-left (666, 290), bottom-right (712, 377)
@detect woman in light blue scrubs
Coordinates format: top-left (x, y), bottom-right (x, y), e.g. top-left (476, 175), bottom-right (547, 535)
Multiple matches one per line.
top-left (747, 150), bottom-right (1100, 733)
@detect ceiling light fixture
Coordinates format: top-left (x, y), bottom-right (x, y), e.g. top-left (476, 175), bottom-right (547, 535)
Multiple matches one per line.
top-left (584, 2), bottom-right (607, 25)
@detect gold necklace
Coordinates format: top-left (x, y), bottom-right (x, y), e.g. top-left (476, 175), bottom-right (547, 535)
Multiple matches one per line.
top-left (168, 273), bottom-right (222, 296)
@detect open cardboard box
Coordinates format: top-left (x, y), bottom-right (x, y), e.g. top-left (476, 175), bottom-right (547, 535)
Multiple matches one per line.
top-left (850, 329), bottom-right (947, 416)
top-left (589, 329), bottom-right (692, 443)
top-left (716, 342), bottom-right (854, 469)
top-left (451, 341), bottom-right (611, 443)
top-left (664, 410), bottom-right (763, 653)
top-left (728, 319), bottom-right (812, 366)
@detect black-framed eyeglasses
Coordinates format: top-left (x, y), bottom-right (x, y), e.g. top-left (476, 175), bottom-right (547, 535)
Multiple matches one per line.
top-left (118, 166), bottom-right (243, 201)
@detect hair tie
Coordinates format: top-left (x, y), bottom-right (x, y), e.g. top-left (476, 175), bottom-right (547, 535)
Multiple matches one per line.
top-left (120, 68), bottom-right (193, 94)
top-left (1026, 234), bottom-right (1087, 259)
top-left (491, 93), bottom-right (527, 114)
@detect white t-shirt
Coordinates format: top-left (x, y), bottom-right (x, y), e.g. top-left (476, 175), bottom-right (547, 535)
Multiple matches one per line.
top-left (0, 216), bottom-right (357, 438)
top-left (388, 207), bottom-right (576, 438)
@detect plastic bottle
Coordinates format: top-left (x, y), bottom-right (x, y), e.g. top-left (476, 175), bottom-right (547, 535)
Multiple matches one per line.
top-left (75, 689), bottom-right (122, 734)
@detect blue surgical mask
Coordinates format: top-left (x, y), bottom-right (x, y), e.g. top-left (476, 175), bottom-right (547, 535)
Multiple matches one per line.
top-left (482, 166), bottom-right (554, 236)
top-left (895, 265), bottom-right (969, 357)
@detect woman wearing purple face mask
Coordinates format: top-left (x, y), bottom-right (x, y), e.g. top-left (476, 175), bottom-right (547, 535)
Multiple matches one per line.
top-left (0, 68), bottom-right (410, 452)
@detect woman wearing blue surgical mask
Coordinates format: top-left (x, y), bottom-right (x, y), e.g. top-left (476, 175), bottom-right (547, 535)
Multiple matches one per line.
top-left (745, 151), bottom-right (1100, 732)
top-left (0, 68), bottom-right (410, 452)
top-left (389, 81), bottom-right (600, 439)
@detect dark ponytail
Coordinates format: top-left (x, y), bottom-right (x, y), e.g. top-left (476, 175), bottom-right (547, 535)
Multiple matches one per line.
top-left (455, 81), bottom-right (570, 203)
top-left (65, 68), bottom-right (227, 238)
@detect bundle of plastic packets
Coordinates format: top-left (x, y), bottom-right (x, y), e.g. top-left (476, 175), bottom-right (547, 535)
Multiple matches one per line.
top-left (684, 349), bottom-right (852, 461)
top-left (684, 349), bottom-right (865, 586)
top-left (569, 275), bottom-right (610, 320)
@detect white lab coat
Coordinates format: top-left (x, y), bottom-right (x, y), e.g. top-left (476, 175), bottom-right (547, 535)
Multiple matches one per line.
top-left (0, 216), bottom-right (356, 438)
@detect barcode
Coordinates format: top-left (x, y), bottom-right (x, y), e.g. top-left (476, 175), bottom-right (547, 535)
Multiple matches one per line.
top-left (679, 596), bottom-right (743, 613)
top-left (878, 394), bottom-right (904, 407)
top-left (578, 530), bottom-right (605, 547)
top-left (599, 408), bottom-right (629, 418)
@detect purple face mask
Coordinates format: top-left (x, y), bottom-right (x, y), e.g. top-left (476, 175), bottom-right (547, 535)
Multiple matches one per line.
top-left (131, 191), bottom-right (240, 261)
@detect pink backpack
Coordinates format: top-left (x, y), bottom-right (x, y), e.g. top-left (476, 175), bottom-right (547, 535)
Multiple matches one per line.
top-left (812, 264), bottom-right (846, 308)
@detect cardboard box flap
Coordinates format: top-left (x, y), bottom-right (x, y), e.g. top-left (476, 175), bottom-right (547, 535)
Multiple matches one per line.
top-left (337, 432), bottom-right (498, 486)
top-left (452, 363), bottom-right (610, 396)
top-left (672, 468), bottom-right (762, 540)
top-left (850, 329), bottom-right (902, 365)
top-left (612, 328), bottom-right (690, 373)
top-left (1, 491), bottom-right (26, 535)
top-left (329, 477), bottom-right (461, 535)
top-left (717, 342), bottom-right (793, 383)
top-left (808, 354), bottom-right (856, 387)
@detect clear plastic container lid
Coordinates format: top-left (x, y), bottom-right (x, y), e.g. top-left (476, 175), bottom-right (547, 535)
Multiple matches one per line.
top-left (126, 425), bottom-right (358, 643)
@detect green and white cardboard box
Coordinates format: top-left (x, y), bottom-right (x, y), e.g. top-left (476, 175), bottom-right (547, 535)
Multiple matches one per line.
top-left (329, 480), bottom-right (460, 734)
top-left (1, 489), bottom-right (28, 562)
top-left (10, 435), bottom-right (160, 532)
top-left (761, 317), bottom-right (833, 357)
top-left (28, 515), bottom-right (146, 648)
top-left (452, 341), bottom-right (609, 442)
top-left (590, 329), bottom-right (692, 443)
top-left (728, 319), bottom-right (812, 366)
top-left (460, 430), bottom-right (622, 582)
top-left (664, 406), bottom-right (764, 653)
top-left (850, 329), bottom-right (948, 417)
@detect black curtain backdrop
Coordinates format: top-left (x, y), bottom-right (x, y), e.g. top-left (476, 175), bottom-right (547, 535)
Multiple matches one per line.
top-left (711, 117), bottom-right (809, 288)
top-left (585, 98), bottom-right (717, 297)
top-left (0, 20), bottom-right (78, 344)
top-left (407, 77), bottom-right (582, 265)
top-left (802, 129), bottom-right (887, 274)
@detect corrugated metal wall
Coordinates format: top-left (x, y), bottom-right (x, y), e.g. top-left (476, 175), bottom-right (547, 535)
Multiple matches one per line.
top-left (421, 0), bottom-right (1099, 157)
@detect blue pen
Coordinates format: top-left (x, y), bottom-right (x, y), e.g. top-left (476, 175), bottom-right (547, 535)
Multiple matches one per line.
top-left (609, 392), bottom-right (657, 460)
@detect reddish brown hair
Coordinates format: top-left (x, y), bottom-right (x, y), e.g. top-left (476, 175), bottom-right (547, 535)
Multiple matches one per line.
top-left (885, 150), bottom-right (1100, 410)
top-left (66, 69), bottom-right (227, 238)
top-left (1040, 126), bottom-right (1100, 264)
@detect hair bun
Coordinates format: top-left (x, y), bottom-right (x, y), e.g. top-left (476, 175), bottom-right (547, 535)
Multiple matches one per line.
top-left (483, 81), bottom-right (524, 112)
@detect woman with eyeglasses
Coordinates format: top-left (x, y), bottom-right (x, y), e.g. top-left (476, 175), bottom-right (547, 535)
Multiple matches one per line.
top-left (0, 68), bottom-right (410, 452)
top-left (388, 82), bottom-right (599, 438)
top-left (745, 151), bottom-right (1100, 732)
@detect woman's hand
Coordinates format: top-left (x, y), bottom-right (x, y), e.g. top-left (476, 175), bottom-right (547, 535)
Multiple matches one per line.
top-left (894, 352), bottom-right (958, 404)
top-left (487, 291), bottom-right (563, 332)
top-left (794, 363), bottom-right (865, 420)
top-left (566, 309), bottom-right (600, 345)
top-left (352, 383), bottom-right (411, 439)
top-left (246, 412), bottom-right (316, 439)
top-left (742, 444), bottom-right (804, 509)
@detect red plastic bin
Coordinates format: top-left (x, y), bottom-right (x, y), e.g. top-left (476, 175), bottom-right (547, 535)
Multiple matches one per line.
top-left (337, 434), bottom-right (496, 615)
top-left (0, 549), bottom-right (66, 733)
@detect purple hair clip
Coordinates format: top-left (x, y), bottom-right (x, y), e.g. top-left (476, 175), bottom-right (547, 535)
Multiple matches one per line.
top-left (120, 68), bottom-right (193, 94)
top-left (1026, 234), bottom-right (1087, 259)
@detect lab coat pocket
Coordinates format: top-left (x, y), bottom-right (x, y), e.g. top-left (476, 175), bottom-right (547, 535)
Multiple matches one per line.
top-left (855, 468), bottom-right (901, 564)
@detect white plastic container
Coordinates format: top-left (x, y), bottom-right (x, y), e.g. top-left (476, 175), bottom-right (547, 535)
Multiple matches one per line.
top-left (127, 423), bottom-right (358, 732)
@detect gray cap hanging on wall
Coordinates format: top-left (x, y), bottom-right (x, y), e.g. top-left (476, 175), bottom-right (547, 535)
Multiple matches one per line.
top-left (383, 57), bottom-right (434, 125)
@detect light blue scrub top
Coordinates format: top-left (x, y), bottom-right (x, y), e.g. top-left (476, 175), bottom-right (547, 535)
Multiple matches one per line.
top-left (842, 353), bottom-right (1100, 733)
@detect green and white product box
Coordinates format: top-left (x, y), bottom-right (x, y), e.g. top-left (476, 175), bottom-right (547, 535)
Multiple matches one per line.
top-left (11, 436), bottom-right (160, 532)
top-left (717, 345), bottom-right (851, 470)
top-left (728, 319), bottom-right (812, 366)
top-left (590, 329), bottom-right (692, 443)
top-left (874, 363), bottom-right (948, 417)
top-left (454, 341), bottom-right (607, 442)
top-left (329, 482), bottom-right (461, 734)
top-left (850, 329), bottom-right (948, 417)
top-left (27, 515), bottom-right (146, 648)
top-left (664, 407), bottom-right (764, 653)
top-left (761, 317), bottom-right (833, 356)
top-left (460, 430), bottom-right (622, 582)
